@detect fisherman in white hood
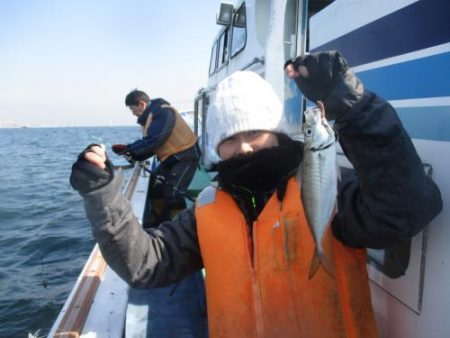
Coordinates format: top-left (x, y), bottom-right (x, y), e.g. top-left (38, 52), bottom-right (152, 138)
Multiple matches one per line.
top-left (71, 51), bottom-right (442, 338)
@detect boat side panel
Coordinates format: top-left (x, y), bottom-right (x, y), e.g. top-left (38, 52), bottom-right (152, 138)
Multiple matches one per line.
top-left (309, 1), bottom-right (450, 337)
top-left (310, 0), bottom-right (450, 68)
top-left (310, 0), bottom-right (418, 50)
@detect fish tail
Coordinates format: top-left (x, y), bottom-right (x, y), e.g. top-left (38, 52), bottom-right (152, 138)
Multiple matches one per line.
top-left (308, 250), bottom-right (335, 280)
top-left (308, 251), bottom-right (322, 279)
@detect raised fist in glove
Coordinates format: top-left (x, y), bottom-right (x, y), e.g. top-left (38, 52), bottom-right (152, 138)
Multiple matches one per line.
top-left (284, 50), bottom-right (364, 121)
top-left (111, 144), bottom-right (129, 155)
top-left (70, 144), bottom-right (114, 194)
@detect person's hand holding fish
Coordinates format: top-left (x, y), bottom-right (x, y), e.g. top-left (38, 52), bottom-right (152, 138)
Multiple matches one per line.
top-left (284, 50), bottom-right (364, 121)
top-left (285, 51), bottom-right (344, 279)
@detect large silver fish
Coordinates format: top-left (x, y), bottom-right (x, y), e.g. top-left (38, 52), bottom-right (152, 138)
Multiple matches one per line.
top-left (298, 101), bottom-right (338, 279)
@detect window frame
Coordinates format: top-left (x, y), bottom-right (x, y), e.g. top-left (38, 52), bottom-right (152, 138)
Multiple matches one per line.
top-left (216, 26), bottom-right (230, 72)
top-left (230, 2), bottom-right (247, 59)
top-left (208, 40), bottom-right (219, 76)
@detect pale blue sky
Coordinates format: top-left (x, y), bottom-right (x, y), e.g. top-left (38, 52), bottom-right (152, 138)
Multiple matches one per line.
top-left (0, 0), bottom-right (220, 126)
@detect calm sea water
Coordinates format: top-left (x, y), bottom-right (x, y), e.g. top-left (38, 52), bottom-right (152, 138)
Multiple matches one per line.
top-left (0, 126), bottom-right (141, 337)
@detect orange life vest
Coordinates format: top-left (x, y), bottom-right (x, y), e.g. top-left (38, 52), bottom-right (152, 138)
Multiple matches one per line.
top-left (195, 177), bottom-right (378, 338)
top-left (143, 104), bottom-right (197, 161)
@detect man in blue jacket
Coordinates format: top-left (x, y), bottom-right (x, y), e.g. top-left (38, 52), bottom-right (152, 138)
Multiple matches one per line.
top-left (113, 90), bottom-right (200, 227)
top-left (111, 90), bottom-right (204, 337)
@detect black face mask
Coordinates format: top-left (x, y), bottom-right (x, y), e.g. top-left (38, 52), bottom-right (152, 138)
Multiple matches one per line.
top-left (214, 141), bottom-right (303, 195)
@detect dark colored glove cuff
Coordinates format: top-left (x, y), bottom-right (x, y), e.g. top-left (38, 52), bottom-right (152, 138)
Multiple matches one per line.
top-left (70, 144), bottom-right (114, 194)
top-left (321, 70), bottom-right (365, 121)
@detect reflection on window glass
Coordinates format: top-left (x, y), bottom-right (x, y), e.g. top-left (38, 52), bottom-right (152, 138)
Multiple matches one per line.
top-left (218, 28), bottom-right (229, 67)
top-left (231, 4), bottom-right (246, 58)
top-left (209, 41), bottom-right (218, 75)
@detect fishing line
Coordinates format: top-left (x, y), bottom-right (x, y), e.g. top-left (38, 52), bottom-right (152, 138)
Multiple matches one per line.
top-left (37, 129), bottom-right (102, 292)
top-left (33, 175), bottom-right (51, 291)
top-left (36, 128), bottom-right (118, 293)
top-left (36, 223), bottom-right (50, 293)
top-left (40, 255), bottom-right (48, 289)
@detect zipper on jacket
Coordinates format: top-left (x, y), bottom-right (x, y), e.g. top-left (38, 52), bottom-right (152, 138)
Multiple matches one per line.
top-left (252, 219), bottom-right (265, 337)
top-left (227, 184), bottom-right (274, 336)
top-left (230, 184), bottom-right (258, 266)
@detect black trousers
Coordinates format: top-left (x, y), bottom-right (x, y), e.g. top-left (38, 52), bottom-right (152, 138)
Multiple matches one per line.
top-left (143, 150), bottom-right (199, 228)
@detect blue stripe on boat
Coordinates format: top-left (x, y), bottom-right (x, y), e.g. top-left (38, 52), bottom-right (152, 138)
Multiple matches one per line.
top-left (311, 0), bottom-right (450, 67)
top-left (355, 52), bottom-right (450, 100)
top-left (397, 105), bottom-right (450, 142)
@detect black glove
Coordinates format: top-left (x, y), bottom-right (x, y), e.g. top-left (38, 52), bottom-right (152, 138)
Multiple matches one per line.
top-left (284, 50), bottom-right (364, 121)
top-left (70, 144), bottom-right (114, 194)
top-left (111, 144), bottom-right (129, 155)
top-left (111, 144), bottom-right (136, 164)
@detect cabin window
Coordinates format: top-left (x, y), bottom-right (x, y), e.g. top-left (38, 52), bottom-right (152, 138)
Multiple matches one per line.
top-left (230, 3), bottom-right (246, 58)
top-left (209, 40), bottom-right (218, 75)
top-left (217, 27), bottom-right (229, 68)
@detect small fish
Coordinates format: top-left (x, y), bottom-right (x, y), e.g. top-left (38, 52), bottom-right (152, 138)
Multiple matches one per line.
top-left (298, 101), bottom-right (338, 279)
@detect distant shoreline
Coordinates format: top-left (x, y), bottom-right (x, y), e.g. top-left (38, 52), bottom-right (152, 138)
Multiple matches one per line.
top-left (0, 124), bottom-right (136, 129)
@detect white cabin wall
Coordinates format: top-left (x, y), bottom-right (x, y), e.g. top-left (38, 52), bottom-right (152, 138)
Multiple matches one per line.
top-left (264, 0), bottom-right (288, 101)
top-left (254, 0), bottom-right (271, 49)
